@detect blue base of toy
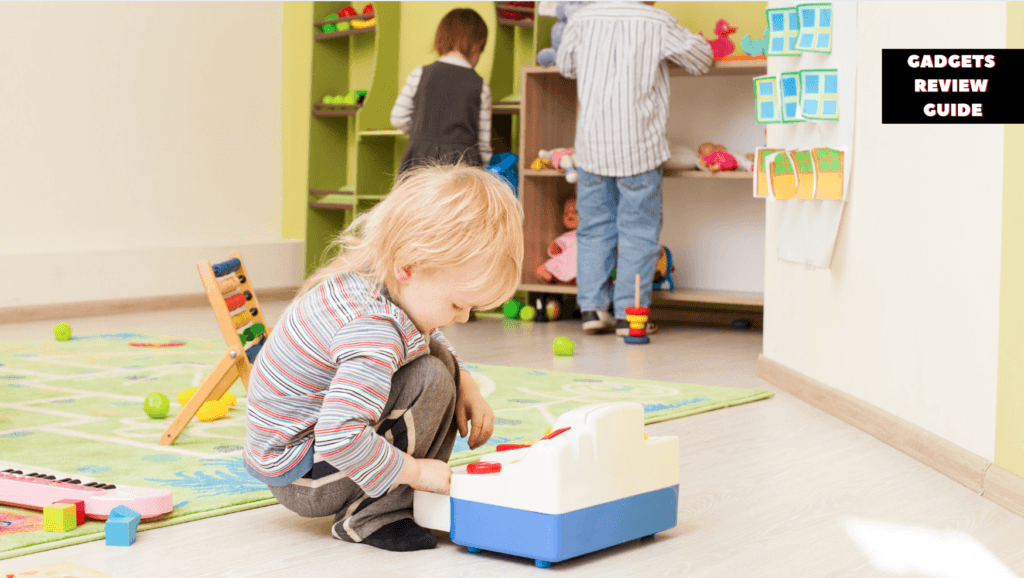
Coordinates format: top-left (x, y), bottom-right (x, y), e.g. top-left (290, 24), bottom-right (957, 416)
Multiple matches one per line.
top-left (624, 335), bottom-right (650, 344)
top-left (450, 485), bottom-right (678, 566)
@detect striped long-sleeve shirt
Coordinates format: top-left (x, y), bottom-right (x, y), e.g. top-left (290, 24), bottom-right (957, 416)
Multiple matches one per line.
top-left (391, 54), bottom-right (493, 165)
top-left (556, 2), bottom-right (713, 177)
top-left (243, 272), bottom-right (465, 498)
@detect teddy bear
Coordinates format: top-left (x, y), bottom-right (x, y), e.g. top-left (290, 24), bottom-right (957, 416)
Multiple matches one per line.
top-left (536, 1), bottom-right (589, 67)
top-left (535, 196), bottom-right (578, 284)
top-left (697, 142), bottom-right (739, 172)
top-left (537, 148), bottom-right (579, 183)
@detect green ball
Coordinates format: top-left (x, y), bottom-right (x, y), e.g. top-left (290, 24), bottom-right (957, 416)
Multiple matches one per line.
top-left (337, 21), bottom-right (351, 31)
top-left (54, 323), bottom-right (72, 341)
top-left (503, 299), bottom-right (524, 319)
top-left (552, 336), bottom-right (575, 356)
top-left (321, 23), bottom-right (337, 33)
top-left (520, 305), bottom-right (537, 321)
top-left (144, 392), bottom-right (170, 419)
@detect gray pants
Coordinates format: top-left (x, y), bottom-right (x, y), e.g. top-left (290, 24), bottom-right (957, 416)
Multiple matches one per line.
top-left (269, 339), bottom-right (459, 543)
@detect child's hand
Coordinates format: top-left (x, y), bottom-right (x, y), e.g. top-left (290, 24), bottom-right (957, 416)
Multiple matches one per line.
top-left (410, 458), bottom-right (452, 494)
top-left (457, 371), bottom-right (495, 450)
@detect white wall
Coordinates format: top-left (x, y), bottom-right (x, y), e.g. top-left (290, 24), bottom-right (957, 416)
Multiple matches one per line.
top-left (664, 76), bottom-right (767, 293)
top-left (0, 2), bottom-right (301, 307)
top-left (763, 2), bottom-right (1006, 459)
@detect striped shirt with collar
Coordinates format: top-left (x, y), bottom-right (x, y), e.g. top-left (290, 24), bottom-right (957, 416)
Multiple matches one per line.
top-left (556, 2), bottom-right (713, 177)
top-left (391, 54), bottom-right (493, 165)
top-left (243, 272), bottom-right (465, 498)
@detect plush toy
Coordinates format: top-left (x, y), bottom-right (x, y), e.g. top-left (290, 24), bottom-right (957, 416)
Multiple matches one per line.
top-left (536, 197), bottom-right (578, 284)
top-left (743, 152), bottom-right (755, 172)
top-left (697, 19), bottom-right (738, 60)
top-left (536, 1), bottom-right (589, 66)
top-left (697, 142), bottom-right (738, 172)
top-left (664, 143), bottom-right (700, 170)
top-left (538, 148), bottom-right (578, 183)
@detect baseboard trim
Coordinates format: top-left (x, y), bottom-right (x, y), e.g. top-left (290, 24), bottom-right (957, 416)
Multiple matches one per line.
top-left (757, 354), bottom-right (1024, 518)
top-left (0, 287), bottom-right (300, 324)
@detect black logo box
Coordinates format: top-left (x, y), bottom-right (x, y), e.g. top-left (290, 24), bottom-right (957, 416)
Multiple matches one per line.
top-left (882, 49), bottom-right (1022, 124)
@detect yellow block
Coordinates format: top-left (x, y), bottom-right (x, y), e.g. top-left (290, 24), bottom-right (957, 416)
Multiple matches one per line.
top-left (197, 400), bottom-right (230, 422)
top-left (44, 503), bottom-right (77, 532)
top-left (232, 311), bottom-right (253, 328)
top-left (630, 322), bottom-right (645, 330)
top-left (626, 314), bottom-right (647, 323)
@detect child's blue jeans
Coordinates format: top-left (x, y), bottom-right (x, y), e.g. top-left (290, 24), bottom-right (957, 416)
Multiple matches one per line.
top-left (575, 165), bottom-right (664, 319)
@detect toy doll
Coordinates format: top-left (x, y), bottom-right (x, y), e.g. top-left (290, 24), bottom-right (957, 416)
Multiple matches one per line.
top-left (535, 197), bottom-right (578, 283)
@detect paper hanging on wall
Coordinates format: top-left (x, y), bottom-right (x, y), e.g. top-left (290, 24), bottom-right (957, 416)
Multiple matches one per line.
top-left (780, 71), bottom-right (805, 123)
top-left (753, 148), bottom-right (784, 197)
top-left (766, 7), bottom-right (801, 56)
top-left (754, 75), bottom-right (781, 124)
top-left (800, 69), bottom-right (840, 121)
top-left (796, 3), bottom-right (833, 53)
top-left (756, 147), bottom-right (848, 202)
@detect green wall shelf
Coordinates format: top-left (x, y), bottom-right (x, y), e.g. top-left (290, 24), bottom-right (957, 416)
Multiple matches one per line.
top-left (301, 1), bottom-right (549, 275)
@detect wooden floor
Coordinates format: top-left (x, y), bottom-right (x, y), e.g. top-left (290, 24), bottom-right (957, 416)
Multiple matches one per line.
top-left (3, 305), bottom-right (1024, 577)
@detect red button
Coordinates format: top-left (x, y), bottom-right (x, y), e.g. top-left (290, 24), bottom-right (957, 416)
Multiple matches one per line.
top-left (467, 461), bottom-right (502, 474)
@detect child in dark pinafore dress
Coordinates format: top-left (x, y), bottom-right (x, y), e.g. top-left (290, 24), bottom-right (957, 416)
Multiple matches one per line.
top-left (391, 8), bottom-right (493, 173)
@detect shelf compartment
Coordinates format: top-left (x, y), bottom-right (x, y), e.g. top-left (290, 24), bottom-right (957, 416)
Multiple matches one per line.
top-left (313, 13), bottom-right (376, 27)
top-left (497, 18), bottom-right (534, 28)
top-left (313, 103), bottom-right (363, 117)
top-left (315, 26), bottom-right (376, 41)
top-left (519, 284), bottom-right (764, 307)
top-left (496, 3), bottom-right (534, 15)
top-left (309, 188), bottom-right (356, 211)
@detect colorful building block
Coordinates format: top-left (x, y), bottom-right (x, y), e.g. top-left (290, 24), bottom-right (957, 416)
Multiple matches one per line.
top-left (53, 498), bottom-right (85, 525)
top-left (44, 503), bottom-right (78, 532)
top-left (104, 505), bottom-right (141, 546)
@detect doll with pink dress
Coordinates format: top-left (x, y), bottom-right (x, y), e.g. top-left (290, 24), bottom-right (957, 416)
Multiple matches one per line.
top-left (535, 197), bottom-right (578, 284)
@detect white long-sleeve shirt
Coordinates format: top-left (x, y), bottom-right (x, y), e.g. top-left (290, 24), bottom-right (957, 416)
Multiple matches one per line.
top-left (556, 2), bottom-right (713, 177)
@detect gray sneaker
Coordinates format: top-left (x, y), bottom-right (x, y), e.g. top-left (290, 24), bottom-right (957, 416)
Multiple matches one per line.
top-left (581, 310), bottom-right (616, 334)
top-left (616, 319), bottom-right (658, 336)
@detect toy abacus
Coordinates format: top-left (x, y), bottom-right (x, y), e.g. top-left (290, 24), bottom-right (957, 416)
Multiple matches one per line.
top-left (159, 253), bottom-right (271, 446)
top-left (624, 274), bottom-right (650, 345)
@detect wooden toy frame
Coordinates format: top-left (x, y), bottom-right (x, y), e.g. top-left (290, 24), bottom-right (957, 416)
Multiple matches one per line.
top-left (159, 252), bottom-right (272, 446)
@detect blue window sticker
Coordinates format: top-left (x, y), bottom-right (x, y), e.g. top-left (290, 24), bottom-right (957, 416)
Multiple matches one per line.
top-left (822, 100), bottom-right (837, 116)
top-left (759, 82), bottom-right (774, 96)
top-left (782, 77), bottom-right (798, 96)
top-left (802, 8), bottom-right (815, 26)
top-left (824, 74), bottom-right (838, 93)
top-left (820, 8), bottom-right (831, 27)
top-left (805, 74), bottom-right (820, 94)
top-left (788, 12), bottom-right (799, 29)
top-left (786, 102), bottom-right (798, 117)
top-left (761, 102), bottom-right (775, 117)
top-left (771, 13), bottom-right (785, 30)
top-left (803, 99), bottom-right (818, 115)
top-left (817, 33), bottom-right (831, 49)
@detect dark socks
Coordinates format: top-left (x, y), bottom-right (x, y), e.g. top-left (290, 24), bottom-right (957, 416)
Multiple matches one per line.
top-left (360, 518), bottom-right (437, 552)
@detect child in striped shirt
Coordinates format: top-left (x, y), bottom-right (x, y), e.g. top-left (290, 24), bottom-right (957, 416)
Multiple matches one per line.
top-left (243, 165), bottom-right (523, 552)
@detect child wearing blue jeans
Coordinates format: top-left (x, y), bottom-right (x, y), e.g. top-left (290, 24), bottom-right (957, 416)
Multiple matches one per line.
top-left (244, 165), bottom-right (523, 552)
top-left (556, 2), bottom-right (713, 334)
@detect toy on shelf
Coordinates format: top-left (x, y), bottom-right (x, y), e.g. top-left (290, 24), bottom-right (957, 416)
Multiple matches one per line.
top-left (412, 401), bottom-right (679, 567)
top-left (499, 1), bottom-right (534, 22)
top-left (53, 322), bottom-right (72, 342)
top-left (487, 152), bottom-right (519, 194)
top-left (624, 274), bottom-right (651, 344)
top-left (104, 505), bottom-right (141, 546)
top-left (664, 143), bottom-right (700, 171)
top-left (552, 336), bottom-right (575, 356)
top-left (742, 27), bottom-right (769, 56)
top-left (698, 18), bottom-right (738, 60)
top-left (0, 464), bottom-right (173, 520)
top-left (362, 3), bottom-right (374, 14)
top-left (537, 148), bottom-right (578, 183)
top-left (352, 17), bottom-right (375, 29)
top-left (652, 246), bottom-right (675, 291)
top-left (697, 142), bottom-right (739, 173)
top-left (159, 253), bottom-right (271, 446)
top-left (529, 157), bottom-right (554, 170)
top-left (535, 196), bottom-right (577, 284)
top-left (536, 2), bottom-right (588, 66)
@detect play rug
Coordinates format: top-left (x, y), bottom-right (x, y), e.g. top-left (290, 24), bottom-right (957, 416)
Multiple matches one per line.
top-left (0, 333), bottom-right (772, 559)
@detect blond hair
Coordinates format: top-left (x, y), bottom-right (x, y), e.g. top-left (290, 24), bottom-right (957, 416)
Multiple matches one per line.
top-left (298, 164), bottom-right (524, 312)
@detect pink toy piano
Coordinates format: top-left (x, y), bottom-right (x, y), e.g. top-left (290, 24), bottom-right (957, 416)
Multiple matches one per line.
top-left (0, 467), bottom-right (173, 521)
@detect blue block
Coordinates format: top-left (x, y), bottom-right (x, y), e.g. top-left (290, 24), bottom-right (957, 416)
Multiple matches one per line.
top-left (450, 485), bottom-right (678, 566)
top-left (624, 335), bottom-right (650, 344)
top-left (105, 505), bottom-right (141, 547)
top-left (212, 258), bottom-right (241, 277)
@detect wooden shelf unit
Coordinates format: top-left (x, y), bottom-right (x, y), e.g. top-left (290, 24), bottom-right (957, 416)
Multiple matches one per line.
top-left (314, 26), bottom-right (376, 41)
top-left (518, 61), bottom-right (767, 309)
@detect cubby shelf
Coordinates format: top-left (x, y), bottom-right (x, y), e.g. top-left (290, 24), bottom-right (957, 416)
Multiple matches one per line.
top-left (496, 3), bottom-right (534, 14)
top-left (314, 26), bottom-right (375, 41)
top-left (497, 18), bottom-right (534, 28)
top-left (519, 61), bottom-right (765, 308)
